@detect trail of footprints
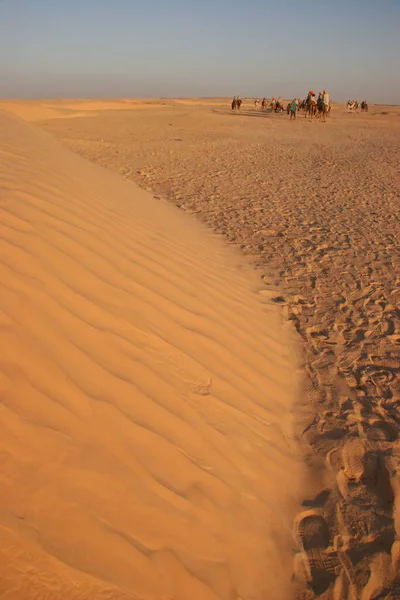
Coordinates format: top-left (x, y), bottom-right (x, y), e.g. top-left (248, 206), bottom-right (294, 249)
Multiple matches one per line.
top-left (44, 115), bottom-right (400, 599)
top-left (290, 270), bottom-right (399, 598)
top-left (293, 435), bottom-right (400, 599)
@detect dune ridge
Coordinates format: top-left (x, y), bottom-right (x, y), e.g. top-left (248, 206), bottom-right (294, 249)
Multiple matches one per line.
top-left (0, 99), bottom-right (166, 122)
top-left (0, 112), bottom-right (305, 599)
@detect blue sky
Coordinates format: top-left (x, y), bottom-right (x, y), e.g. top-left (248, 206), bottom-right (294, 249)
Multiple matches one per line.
top-left (0, 0), bottom-right (399, 103)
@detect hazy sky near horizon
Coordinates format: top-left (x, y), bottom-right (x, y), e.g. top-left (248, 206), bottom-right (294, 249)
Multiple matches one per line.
top-left (0, 0), bottom-right (399, 103)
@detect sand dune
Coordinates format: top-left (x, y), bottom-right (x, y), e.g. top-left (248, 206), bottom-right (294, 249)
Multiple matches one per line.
top-left (0, 99), bottom-right (166, 122)
top-left (0, 111), bottom-right (306, 599)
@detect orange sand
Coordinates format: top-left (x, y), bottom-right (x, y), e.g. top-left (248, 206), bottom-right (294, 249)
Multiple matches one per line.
top-left (0, 110), bottom-right (305, 600)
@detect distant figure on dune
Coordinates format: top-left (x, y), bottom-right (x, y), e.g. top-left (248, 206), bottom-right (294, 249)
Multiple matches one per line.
top-left (262, 97), bottom-right (267, 111)
top-left (237, 96), bottom-right (242, 110)
top-left (361, 100), bottom-right (368, 112)
top-left (254, 98), bottom-right (260, 110)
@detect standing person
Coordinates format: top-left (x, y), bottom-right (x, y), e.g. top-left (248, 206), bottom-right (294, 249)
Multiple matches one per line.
top-left (317, 91), bottom-right (324, 115)
top-left (290, 98), bottom-right (298, 120)
top-left (322, 89), bottom-right (330, 122)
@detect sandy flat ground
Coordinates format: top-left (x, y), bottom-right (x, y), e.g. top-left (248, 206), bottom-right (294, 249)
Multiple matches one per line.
top-left (1, 98), bottom-right (400, 599)
top-left (0, 108), bottom-right (311, 600)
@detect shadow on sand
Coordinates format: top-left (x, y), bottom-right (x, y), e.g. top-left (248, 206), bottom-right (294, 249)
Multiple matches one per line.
top-left (211, 108), bottom-right (289, 120)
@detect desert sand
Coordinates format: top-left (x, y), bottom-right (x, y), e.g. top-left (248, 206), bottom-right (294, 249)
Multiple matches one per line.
top-left (1, 97), bottom-right (399, 599)
top-left (0, 107), bottom-right (310, 600)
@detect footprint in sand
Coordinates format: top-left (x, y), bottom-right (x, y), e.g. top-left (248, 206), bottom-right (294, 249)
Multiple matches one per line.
top-left (341, 437), bottom-right (378, 482)
top-left (293, 511), bottom-right (340, 595)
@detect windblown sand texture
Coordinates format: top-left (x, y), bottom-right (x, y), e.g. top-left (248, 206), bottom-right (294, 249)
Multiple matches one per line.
top-left (0, 109), bottom-right (307, 600)
top-left (21, 97), bottom-right (400, 599)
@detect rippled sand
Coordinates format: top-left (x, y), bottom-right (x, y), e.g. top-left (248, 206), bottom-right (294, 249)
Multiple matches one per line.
top-left (0, 106), bottom-right (307, 600)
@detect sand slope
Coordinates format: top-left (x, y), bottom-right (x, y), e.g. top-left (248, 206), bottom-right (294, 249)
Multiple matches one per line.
top-left (0, 112), bottom-right (304, 600)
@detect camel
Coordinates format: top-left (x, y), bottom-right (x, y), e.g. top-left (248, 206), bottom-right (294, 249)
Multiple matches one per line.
top-left (308, 102), bottom-right (317, 119)
top-left (304, 91), bottom-right (317, 119)
top-left (321, 102), bottom-right (330, 122)
top-left (299, 99), bottom-right (307, 112)
top-left (306, 98), bottom-right (317, 119)
top-left (231, 96), bottom-right (242, 111)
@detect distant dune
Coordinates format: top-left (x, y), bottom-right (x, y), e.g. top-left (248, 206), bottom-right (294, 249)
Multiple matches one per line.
top-left (0, 111), bottom-right (305, 599)
top-left (0, 99), bottom-right (168, 121)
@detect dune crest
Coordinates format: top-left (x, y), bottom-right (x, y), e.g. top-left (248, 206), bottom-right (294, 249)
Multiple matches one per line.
top-left (0, 99), bottom-right (166, 122)
top-left (0, 112), bottom-right (304, 600)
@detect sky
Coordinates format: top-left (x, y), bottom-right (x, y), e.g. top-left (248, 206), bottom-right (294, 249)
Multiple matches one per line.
top-left (0, 0), bottom-right (399, 103)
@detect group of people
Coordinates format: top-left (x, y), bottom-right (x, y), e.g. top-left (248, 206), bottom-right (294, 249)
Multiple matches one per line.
top-left (232, 89), bottom-right (331, 122)
top-left (301, 90), bottom-right (331, 121)
top-left (347, 100), bottom-right (368, 112)
top-left (254, 97), bottom-right (285, 112)
top-left (231, 92), bottom-right (371, 121)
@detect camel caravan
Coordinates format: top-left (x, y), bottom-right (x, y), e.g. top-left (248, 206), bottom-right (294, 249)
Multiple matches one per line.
top-left (231, 89), bottom-right (333, 122)
top-left (347, 100), bottom-right (368, 112)
top-left (255, 97), bottom-right (285, 112)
